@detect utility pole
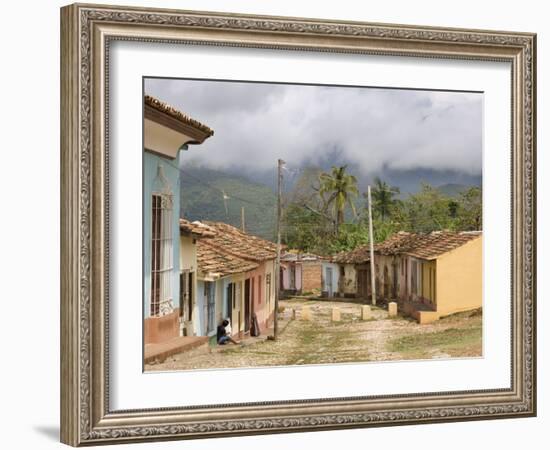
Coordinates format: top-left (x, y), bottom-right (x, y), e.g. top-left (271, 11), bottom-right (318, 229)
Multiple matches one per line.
top-left (222, 190), bottom-right (229, 217)
top-left (273, 158), bottom-right (285, 340)
top-left (241, 206), bottom-right (245, 232)
top-left (367, 185), bottom-right (376, 306)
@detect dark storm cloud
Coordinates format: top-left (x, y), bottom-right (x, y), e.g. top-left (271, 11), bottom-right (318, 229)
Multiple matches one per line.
top-left (144, 78), bottom-right (482, 176)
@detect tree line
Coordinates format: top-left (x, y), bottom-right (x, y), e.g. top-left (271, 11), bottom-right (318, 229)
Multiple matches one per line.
top-left (282, 166), bottom-right (482, 255)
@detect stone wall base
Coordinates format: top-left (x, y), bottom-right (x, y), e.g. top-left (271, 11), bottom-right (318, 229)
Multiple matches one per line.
top-left (144, 309), bottom-right (180, 344)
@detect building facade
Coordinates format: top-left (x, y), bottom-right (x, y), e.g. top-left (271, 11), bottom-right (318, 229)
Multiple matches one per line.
top-left (279, 253), bottom-right (341, 299)
top-left (333, 231), bottom-right (483, 323)
top-left (178, 219), bottom-right (216, 337)
top-left (321, 261), bottom-right (341, 298)
top-left (195, 221), bottom-right (278, 338)
top-left (280, 253), bottom-right (303, 297)
top-left (143, 95), bottom-right (213, 345)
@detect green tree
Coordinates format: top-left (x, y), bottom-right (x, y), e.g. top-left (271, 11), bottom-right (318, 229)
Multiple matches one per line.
top-left (318, 166), bottom-right (359, 235)
top-left (282, 203), bottom-right (332, 254)
top-left (327, 223), bottom-right (370, 254)
top-left (368, 177), bottom-right (401, 221)
top-left (457, 186), bottom-right (482, 230)
top-left (448, 199), bottom-right (460, 218)
top-left (404, 183), bottom-right (459, 233)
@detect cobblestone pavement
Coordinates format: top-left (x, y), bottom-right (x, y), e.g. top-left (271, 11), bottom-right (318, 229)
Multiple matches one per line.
top-left (145, 298), bottom-right (482, 372)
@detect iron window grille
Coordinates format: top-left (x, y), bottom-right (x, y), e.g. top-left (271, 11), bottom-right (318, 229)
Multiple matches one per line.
top-left (150, 164), bottom-right (174, 317)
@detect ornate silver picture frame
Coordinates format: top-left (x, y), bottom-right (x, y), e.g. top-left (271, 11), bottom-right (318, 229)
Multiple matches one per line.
top-left (60, 3), bottom-right (536, 446)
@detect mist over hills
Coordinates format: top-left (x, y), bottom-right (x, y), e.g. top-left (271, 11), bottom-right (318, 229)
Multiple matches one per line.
top-left (180, 165), bottom-right (277, 240)
top-left (180, 162), bottom-right (480, 241)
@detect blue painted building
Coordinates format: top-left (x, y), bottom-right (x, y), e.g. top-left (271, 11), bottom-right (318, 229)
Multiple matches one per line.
top-left (143, 152), bottom-right (181, 321)
top-left (143, 95), bottom-right (213, 345)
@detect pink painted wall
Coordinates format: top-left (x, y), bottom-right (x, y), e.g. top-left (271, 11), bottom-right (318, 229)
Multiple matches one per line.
top-left (245, 259), bottom-right (276, 332)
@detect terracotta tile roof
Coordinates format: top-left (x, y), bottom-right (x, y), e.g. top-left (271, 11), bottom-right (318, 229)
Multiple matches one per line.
top-left (333, 231), bottom-right (482, 263)
top-left (197, 241), bottom-right (259, 277)
top-left (281, 252), bottom-right (322, 262)
top-left (193, 221), bottom-right (277, 278)
top-left (333, 246), bottom-right (372, 264)
top-left (403, 231), bottom-right (482, 260)
top-left (144, 95), bottom-right (214, 137)
top-left (332, 234), bottom-right (415, 264)
top-left (179, 219), bottom-right (216, 238)
top-left (375, 231), bottom-right (418, 256)
top-left (202, 221), bottom-right (277, 262)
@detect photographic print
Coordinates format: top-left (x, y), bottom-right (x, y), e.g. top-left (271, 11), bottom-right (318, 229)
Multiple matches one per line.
top-left (143, 78), bottom-right (483, 371)
top-left (61, 4), bottom-right (535, 444)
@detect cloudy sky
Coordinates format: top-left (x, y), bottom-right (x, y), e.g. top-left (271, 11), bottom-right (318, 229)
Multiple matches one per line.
top-left (144, 78), bottom-right (482, 183)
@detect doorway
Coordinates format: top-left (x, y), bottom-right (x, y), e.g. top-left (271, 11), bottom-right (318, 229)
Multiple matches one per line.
top-left (325, 267), bottom-right (333, 297)
top-left (226, 283), bottom-right (235, 323)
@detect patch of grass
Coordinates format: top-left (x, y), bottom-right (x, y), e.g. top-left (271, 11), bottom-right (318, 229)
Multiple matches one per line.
top-left (298, 326), bottom-right (318, 347)
top-left (283, 319), bottom-right (367, 366)
top-left (388, 324), bottom-right (482, 359)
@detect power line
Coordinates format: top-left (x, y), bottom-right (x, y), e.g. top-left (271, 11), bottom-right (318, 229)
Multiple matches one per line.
top-left (151, 156), bottom-right (275, 210)
top-left (179, 169), bottom-right (276, 208)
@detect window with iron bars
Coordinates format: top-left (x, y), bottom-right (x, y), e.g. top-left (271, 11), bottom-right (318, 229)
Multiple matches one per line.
top-left (150, 192), bottom-right (174, 317)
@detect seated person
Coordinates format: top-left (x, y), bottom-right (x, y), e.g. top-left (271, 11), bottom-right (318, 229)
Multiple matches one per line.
top-left (224, 317), bottom-right (232, 335)
top-left (216, 319), bottom-right (240, 345)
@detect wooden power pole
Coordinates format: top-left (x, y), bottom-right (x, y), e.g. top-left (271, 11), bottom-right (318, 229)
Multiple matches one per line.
top-left (273, 158), bottom-right (285, 340)
top-left (367, 185), bottom-right (376, 306)
top-left (241, 206), bottom-right (245, 232)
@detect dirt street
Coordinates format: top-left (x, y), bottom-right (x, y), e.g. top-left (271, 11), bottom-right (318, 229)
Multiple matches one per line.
top-left (145, 298), bottom-right (482, 372)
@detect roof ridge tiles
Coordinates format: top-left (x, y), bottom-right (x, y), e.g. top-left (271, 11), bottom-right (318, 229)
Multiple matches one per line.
top-left (332, 230), bottom-right (482, 263)
top-left (144, 95), bottom-right (214, 136)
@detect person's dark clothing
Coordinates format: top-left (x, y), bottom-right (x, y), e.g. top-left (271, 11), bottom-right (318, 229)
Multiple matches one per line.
top-left (216, 324), bottom-right (226, 341)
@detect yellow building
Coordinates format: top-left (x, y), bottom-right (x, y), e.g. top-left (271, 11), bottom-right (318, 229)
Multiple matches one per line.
top-left (334, 231), bottom-right (482, 324)
top-left (400, 231), bottom-right (482, 323)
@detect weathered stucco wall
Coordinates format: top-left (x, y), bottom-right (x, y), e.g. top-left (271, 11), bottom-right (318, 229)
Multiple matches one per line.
top-left (281, 262), bottom-right (302, 291)
top-left (375, 255), bottom-right (395, 300)
top-left (179, 235), bottom-right (197, 272)
top-left (342, 264), bottom-right (357, 296)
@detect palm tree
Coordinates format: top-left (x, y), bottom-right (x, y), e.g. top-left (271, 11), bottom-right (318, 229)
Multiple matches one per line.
top-left (368, 177), bottom-right (400, 221)
top-left (318, 166), bottom-right (359, 235)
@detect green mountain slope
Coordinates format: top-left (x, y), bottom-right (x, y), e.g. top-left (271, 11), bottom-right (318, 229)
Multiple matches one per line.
top-left (436, 183), bottom-right (472, 198)
top-left (179, 166), bottom-right (277, 241)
